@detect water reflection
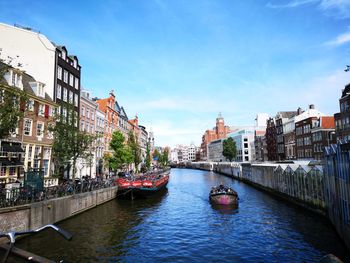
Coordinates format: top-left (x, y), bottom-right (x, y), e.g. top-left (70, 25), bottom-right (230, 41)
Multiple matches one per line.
top-left (12, 168), bottom-right (350, 263)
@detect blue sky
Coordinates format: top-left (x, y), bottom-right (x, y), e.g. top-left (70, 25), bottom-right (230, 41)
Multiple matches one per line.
top-left (1, 0), bottom-right (350, 147)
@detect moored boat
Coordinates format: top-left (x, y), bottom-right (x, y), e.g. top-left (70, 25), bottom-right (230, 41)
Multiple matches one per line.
top-left (209, 185), bottom-right (238, 205)
top-left (116, 169), bottom-right (170, 199)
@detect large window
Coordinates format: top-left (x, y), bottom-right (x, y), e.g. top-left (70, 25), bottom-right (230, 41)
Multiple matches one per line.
top-left (63, 70), bottom-right (68, 83)
top-left (63, 88), bottom-right (68, 102)
top-left (69, 91), bottom-right (73, 104)
top-left (23, 119), bottom-right (33, 136)
top-left (38, 104), bottom-right (45, 116)
top-left (69, 74), bottom-right (74, 87)
top-left (75, 77), bottom-right (79, 90)
top-left (37, 122), bottom-right (44, 137)
top-left (74, 94), bottom-right (78, 107)
top-left (57, 84), bottom-right (62, 99)
top-left (57, 66), bottom-right (62, 80)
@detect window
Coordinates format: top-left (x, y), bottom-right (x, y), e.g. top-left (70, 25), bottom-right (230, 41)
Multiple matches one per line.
top-left (0, 167), bottom-right (6, 176)
top-left (63, 88), bottom-right (68, 102)
top-left (38, 104), bottom-right (45, 116)
top-left (63, 70), bottom-right (68, 83)
top-left (36, 122), bottom-right (44, 137)
top-left (57, 84), bottom-right (62, 99)
top-left (9, 167), bottom-right (16, 176)
top-left (69, 91), bottom-right (73, 104)
top-left (75, 77), bottom-right (79, 89)
top-left (74, 94), bottom-right (78, 107)
top-left (87, 109), bottom-right (90, 119)
top-left (57, 66), bottom-right (62, 80)
top-left (69, 74), bottom-right (74, 87)
top-left (91, 112), bottom-right (94, 121)
top-left (81, 106), bottom-right (85, 116)
top-left (23, 119), bottom-right (33, 136)
top-left (27, 99), bottom-right (34, 111)
top-left (81, 120), bottom-right (85, 131)
top-left (62, 50), bottom-right (66, 60)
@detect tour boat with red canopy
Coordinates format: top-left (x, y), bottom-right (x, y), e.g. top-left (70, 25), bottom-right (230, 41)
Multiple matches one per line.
top-left (116, 169), bottom-right (170, 199)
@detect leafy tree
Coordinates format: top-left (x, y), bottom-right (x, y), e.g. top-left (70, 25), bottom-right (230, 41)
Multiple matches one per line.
top-left (161, 147), bottom-right (170, 167)
top-left (127, 131), bottom-right (141, 172)
top-left (145, 143), bottom-right (151, 170)
top-left (108, 131), bottom-right (126, 173)
top-left (152, 148), bottom-right (160, 162)
top-left (0, 62), bottom-right (28, 139)
top-left (222, 137), bottom-right (237, 162)
top-left (50, 103), bottom-right (95, 180)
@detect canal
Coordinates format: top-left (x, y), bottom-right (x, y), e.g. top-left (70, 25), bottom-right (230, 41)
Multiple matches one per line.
top-left (12, 169), bottom-right (350, 262)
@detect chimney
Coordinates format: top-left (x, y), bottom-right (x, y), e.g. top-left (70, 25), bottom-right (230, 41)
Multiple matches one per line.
top-left (297, 107), bottom-right (303, 115)
top-left (309, 104), bottom-right (315, 109)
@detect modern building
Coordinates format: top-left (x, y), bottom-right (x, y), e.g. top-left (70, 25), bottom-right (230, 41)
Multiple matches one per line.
top-left (208, 139), bottom-right (226, 162)
top-left (228, 128), bottom-right (255, 162)
top-left (334, 83), bottom-right (350, 142)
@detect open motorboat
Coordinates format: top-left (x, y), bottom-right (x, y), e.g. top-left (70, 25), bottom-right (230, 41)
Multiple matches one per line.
top-left (209, 184), bottom-right (238, 205)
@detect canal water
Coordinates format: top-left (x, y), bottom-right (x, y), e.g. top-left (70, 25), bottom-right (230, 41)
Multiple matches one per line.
top-left (14, 169), bottom-right (350, 262)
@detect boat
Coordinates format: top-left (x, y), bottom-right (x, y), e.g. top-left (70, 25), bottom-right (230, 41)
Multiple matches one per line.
top-left (209, 184), bottom-right (238, 205)
top-left (116, 169), bottom-right (170, 199)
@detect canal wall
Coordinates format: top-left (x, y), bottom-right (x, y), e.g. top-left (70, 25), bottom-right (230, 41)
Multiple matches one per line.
top-left (0, 186), bottom-right (118, 234)
top-left (184, 162), bottom-right (325, 213)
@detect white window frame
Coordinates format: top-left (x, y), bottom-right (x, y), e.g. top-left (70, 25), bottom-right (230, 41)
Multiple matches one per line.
top-left (36, 122), bottom-right (44, 137)
top-left (75, 77), bottom-right (79, 90)
top-left (57, 84), bottom-right (62, 99)
top-left (69, 91), bottom-right (73, 104)
top-left (23, 118), bottom-right (33, 136)
top-left (38, 104), bottom-right (45, 117)
top-left (69, 74), bottom-right (74, 87)
top-left (57, 66), bottom-right (62, 80)
top-left (74, 94), bottom-right (78, 107)
top-left (63, 70), bottom-right (68, 83)
top-left (63, 88), bottom-right (68, 102)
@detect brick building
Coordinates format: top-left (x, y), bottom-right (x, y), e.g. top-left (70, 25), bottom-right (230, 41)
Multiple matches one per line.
top-left (1, 66), bottom-right (57, 185)
top-left (334, 83), bottom-right (350, 141)
top-left (200, 113), bottom-right (231, 160)
top-left (266, 117), bottom-right (277, 161)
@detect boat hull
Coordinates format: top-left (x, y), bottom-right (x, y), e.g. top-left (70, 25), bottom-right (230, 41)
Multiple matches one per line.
top-left (209, 193), bottom-right (238, 205)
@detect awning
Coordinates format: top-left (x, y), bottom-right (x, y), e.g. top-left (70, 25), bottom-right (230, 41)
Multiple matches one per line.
top-left (0, 142), bottom-right (24, 153)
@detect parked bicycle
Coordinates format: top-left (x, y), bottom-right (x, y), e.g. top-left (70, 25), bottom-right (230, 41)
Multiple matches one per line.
top-left (0, 224), bottom-right (72, 263)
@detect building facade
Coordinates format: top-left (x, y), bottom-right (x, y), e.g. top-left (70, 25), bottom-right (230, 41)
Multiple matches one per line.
top-left (266, 117), bottom-right (277, 161)
top-left (334, 83), bottom-right (350, 142)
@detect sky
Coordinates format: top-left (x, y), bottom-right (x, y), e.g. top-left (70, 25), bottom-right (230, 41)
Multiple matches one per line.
top-left (1, 0), bottom-right (350, 148)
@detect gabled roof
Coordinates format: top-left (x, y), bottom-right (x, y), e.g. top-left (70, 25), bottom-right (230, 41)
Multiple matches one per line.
top-left (120, 107), bottom-right (128, 119)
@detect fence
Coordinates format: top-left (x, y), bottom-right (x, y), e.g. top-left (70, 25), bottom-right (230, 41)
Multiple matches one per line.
top-left (0, 177), bottom-right (116, 208)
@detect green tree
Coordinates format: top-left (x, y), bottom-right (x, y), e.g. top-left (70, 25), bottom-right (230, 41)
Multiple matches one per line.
top-left (161, 147), bottom-right (170, 167)
top-left (152, 148), bottom-right (160, 163)
top-left (0, 63), bottom-right (28, 139)
top-left (222, 137), bottom-right (237, 162)
top-left (50, 103), bottom-right (95, 180)
top-left (145, 143), bottom-right (151, 170)
top-left (108, 131), bottom-right (126, 174)
top-left (127, 131), bottom-right (141, 172)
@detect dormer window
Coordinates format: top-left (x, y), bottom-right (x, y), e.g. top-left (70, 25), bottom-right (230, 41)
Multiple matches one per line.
top-left (62, 50), bottom-right (66, 60)
top-left (29, 82), bottom-right (45, 98)
top-left (4, 69), bottom-right (23, 89)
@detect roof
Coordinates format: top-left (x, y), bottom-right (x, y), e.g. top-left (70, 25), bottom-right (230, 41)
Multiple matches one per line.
top-left (341, 83), bottom-right (350, 98)
top-left (1, 62), bottom-right (53, 102)
top-left (320, 116), bottom-right (335, 129)
top-left (276, 111), bottom-right (297, 119)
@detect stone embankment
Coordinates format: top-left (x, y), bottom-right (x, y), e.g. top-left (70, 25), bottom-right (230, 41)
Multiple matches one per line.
top-left (0, 186), bottom-right (118, 235)
top-left (184, 161), bottom-right (325, 214)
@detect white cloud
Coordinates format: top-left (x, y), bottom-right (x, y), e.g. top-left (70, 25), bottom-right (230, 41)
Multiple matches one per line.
top-left (325, 31), bottom-right (350, 46)
top-left (267, 0), bottom-right (350, 18)
top-left (266, 0), bottom-right (317, 9)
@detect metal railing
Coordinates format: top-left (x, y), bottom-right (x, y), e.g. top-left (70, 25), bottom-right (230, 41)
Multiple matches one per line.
top-left (0, 177), bottom-right (116, 208)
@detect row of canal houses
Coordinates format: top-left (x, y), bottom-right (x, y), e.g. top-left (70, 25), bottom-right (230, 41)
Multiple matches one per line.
top-left (0, 23), bottom-right (153, 186)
